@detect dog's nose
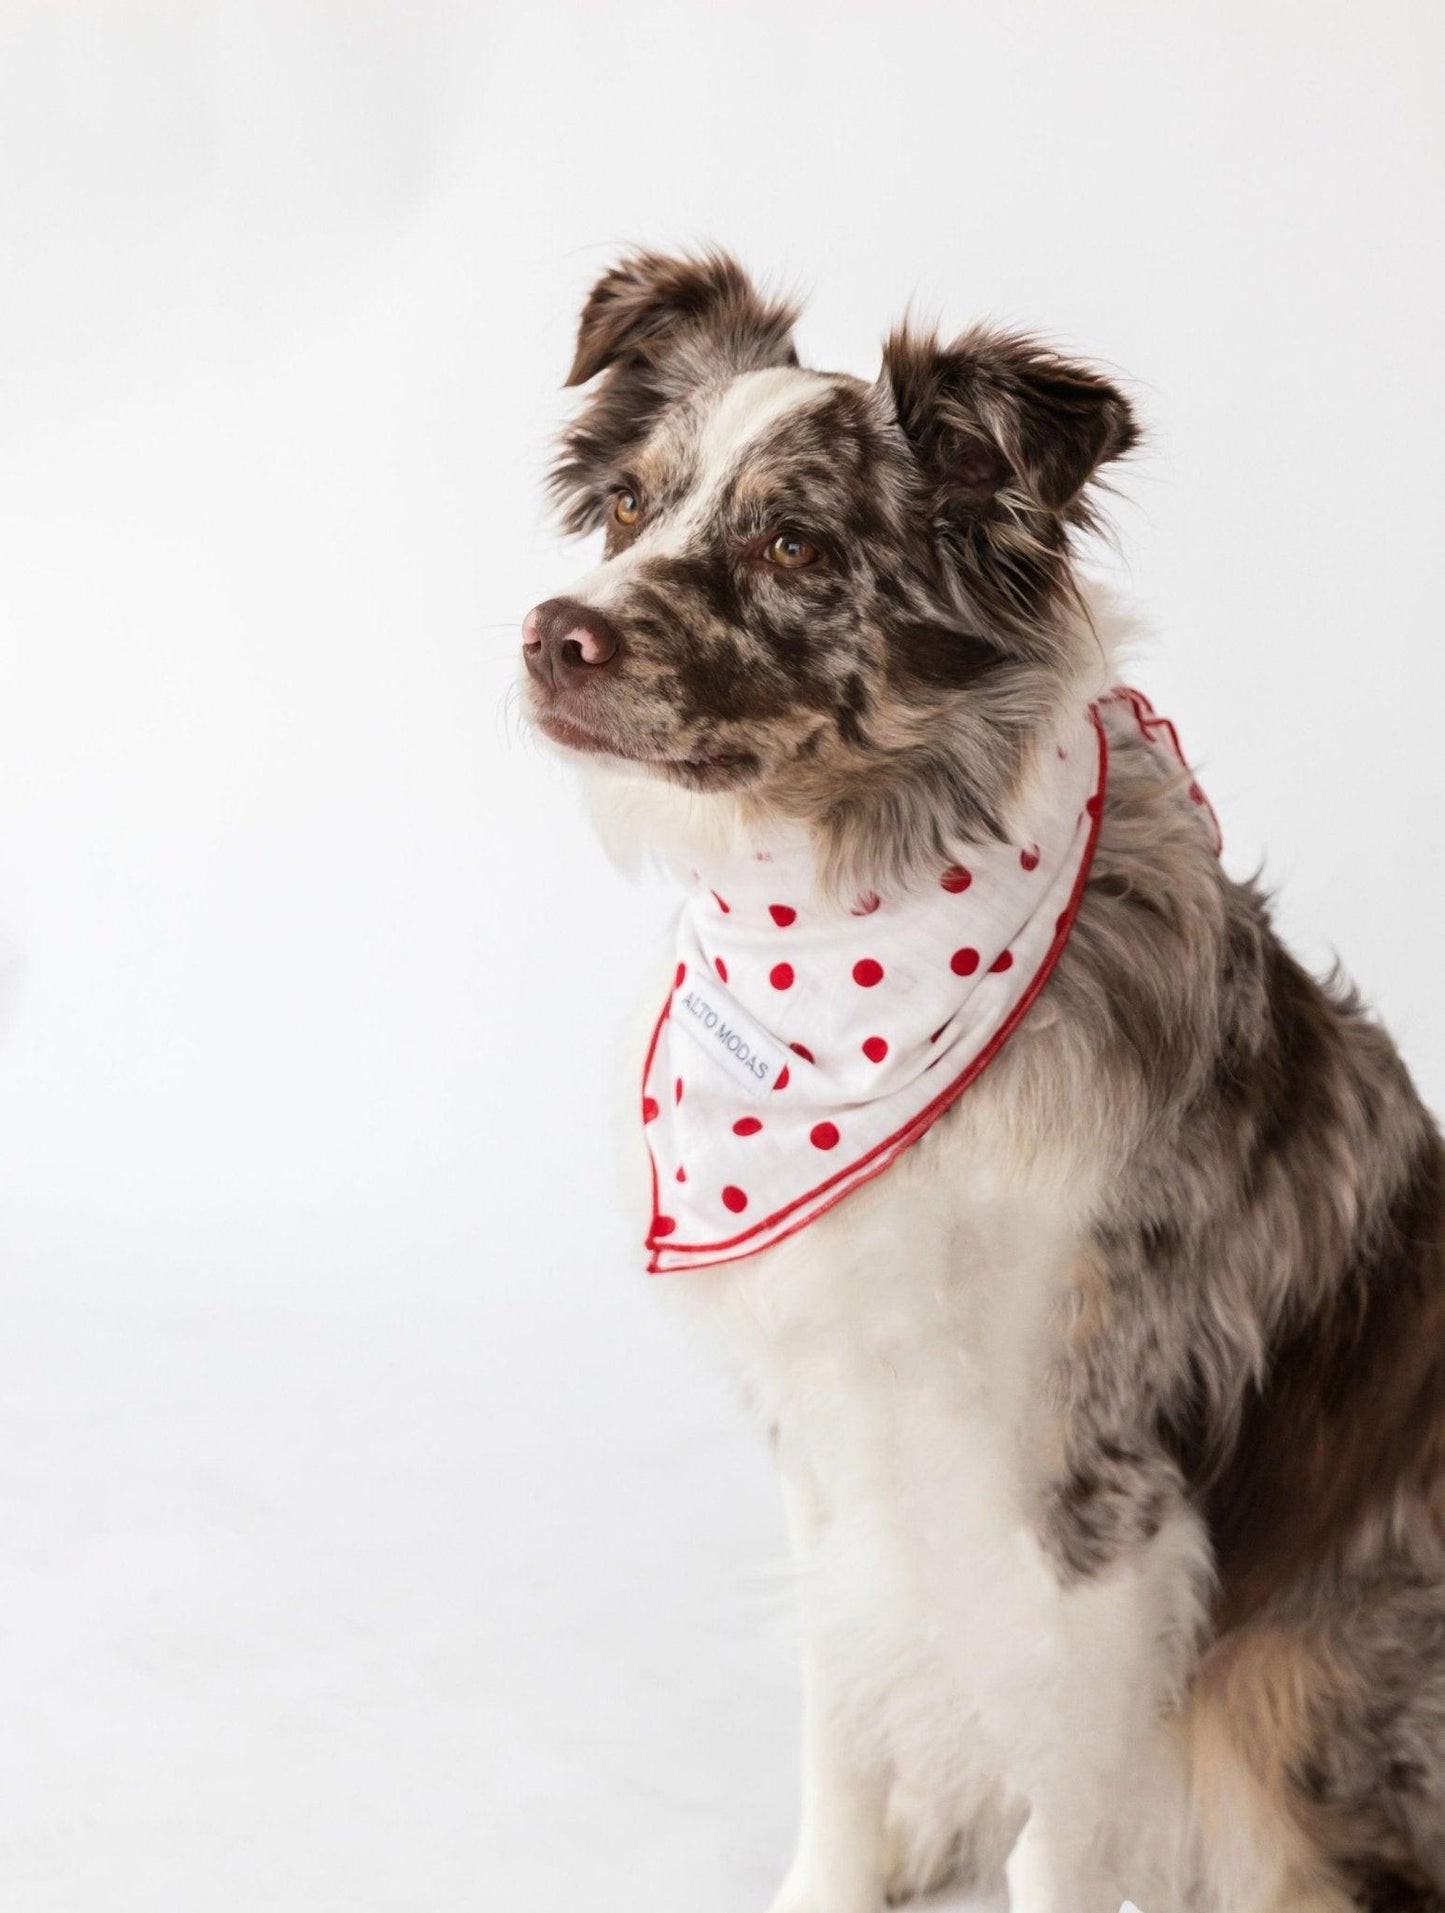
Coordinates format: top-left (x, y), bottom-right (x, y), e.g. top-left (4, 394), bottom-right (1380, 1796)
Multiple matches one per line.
top-left (522, 598), bottom-right (621, 690)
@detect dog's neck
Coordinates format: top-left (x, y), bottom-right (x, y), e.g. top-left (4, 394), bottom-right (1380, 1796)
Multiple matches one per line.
top-left (581, 581), bottom-right (1129, 897)
top-left (638, 697), bottom-right (1109, 1271)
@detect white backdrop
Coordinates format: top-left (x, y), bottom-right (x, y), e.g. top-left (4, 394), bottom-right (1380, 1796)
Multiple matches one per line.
top-left (1, 4), bottom-right (1442, 1909)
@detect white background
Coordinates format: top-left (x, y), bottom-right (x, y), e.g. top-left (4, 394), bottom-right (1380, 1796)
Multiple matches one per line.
top-left (1, 4), bottom-right (1442, 1909)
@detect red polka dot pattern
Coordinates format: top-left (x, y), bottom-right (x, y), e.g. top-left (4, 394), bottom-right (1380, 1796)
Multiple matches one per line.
top-left (674, 1077), bottom-right (684, 1104)
top-left (638, 707), bottom-right (1213, 1266)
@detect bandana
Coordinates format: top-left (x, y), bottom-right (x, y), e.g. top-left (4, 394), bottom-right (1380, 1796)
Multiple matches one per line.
top-left (640, 688), bottom-right (1217, 1274)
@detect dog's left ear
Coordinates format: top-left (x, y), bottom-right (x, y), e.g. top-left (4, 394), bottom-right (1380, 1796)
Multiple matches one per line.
top-left (879, 325), bottom-right (1137, 515)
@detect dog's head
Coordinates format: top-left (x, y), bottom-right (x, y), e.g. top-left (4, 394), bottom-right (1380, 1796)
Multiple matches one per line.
top-left (523, 249), bottom-right (1135, 886)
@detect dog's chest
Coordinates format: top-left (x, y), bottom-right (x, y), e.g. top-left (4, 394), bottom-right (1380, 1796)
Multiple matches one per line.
top-left (670, 1102), bottom-right (1100, 1757)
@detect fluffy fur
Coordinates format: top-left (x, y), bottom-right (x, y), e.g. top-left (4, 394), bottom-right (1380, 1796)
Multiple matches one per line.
top-left (522, 249), bottom-right (1445, 1911)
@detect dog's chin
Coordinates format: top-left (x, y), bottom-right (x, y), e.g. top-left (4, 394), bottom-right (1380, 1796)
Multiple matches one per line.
top-left (533, 710), bottom-right (757, 793)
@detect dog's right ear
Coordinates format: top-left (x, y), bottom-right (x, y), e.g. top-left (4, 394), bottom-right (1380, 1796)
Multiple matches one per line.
top-left (552, 250), bottom-right (798, 533)
top-left (565, 248), bottom-right (798, 389)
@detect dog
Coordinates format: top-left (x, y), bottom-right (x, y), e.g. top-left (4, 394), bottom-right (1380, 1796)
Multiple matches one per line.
top-left (519, 249), bottom-right (1445, 1911)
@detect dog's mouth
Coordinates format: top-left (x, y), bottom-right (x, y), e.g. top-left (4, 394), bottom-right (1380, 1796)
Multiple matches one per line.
top-left (536, 712), bottom-right (641, 759)
top-left (536, 711), bottom-right (754, 786)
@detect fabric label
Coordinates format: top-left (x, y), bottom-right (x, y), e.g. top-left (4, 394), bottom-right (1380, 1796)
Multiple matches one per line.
top-left (672, 976), bottom-right (789, 1101)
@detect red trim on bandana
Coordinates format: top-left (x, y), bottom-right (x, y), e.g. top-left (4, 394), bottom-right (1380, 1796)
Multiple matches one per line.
top-left (642, 709), bottom-right (1106, 1272)
top-left (640, 689), bottom-right (1218, 1273)
top-left (1099, 686), bottom-right (1223, 855)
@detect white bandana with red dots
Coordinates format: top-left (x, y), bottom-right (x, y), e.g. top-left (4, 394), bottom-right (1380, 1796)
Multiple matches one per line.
top-left (641, 687), bottom-right (1219, 1274)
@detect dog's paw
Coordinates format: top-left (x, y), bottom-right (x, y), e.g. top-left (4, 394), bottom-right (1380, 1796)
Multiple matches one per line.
top-left (882, 1803), bottom-right (959, 1904)
top-left (767, 1895), bottom-right (876, 1913)
top-left (766, 1871), bottom-right (879, 1913)
top-left (884, 1852), bottom-right (957, 1905)
top-left (881, 1778), bottom-right (1018, 1905)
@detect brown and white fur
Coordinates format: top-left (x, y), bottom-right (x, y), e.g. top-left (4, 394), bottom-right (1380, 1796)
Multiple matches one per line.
top-left (520, 250), bottom-right (1445, 1911)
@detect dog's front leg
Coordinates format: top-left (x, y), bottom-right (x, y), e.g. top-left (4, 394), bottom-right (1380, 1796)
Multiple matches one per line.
top-left (767, 1667), bottom-right (889, 1913)
top-left (767, 1466), bottom-right (889, 1913)
top-left (1000, 1499), bottom-right (1204, 1913)
top-left (1005, 1799), bottom-right (1129, 1913)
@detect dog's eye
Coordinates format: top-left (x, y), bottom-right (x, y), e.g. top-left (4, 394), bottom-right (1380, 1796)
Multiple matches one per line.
top-left (764, 534), bottom-right (821, 569)
top-left (613, 490), bottom-right (642, 527)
